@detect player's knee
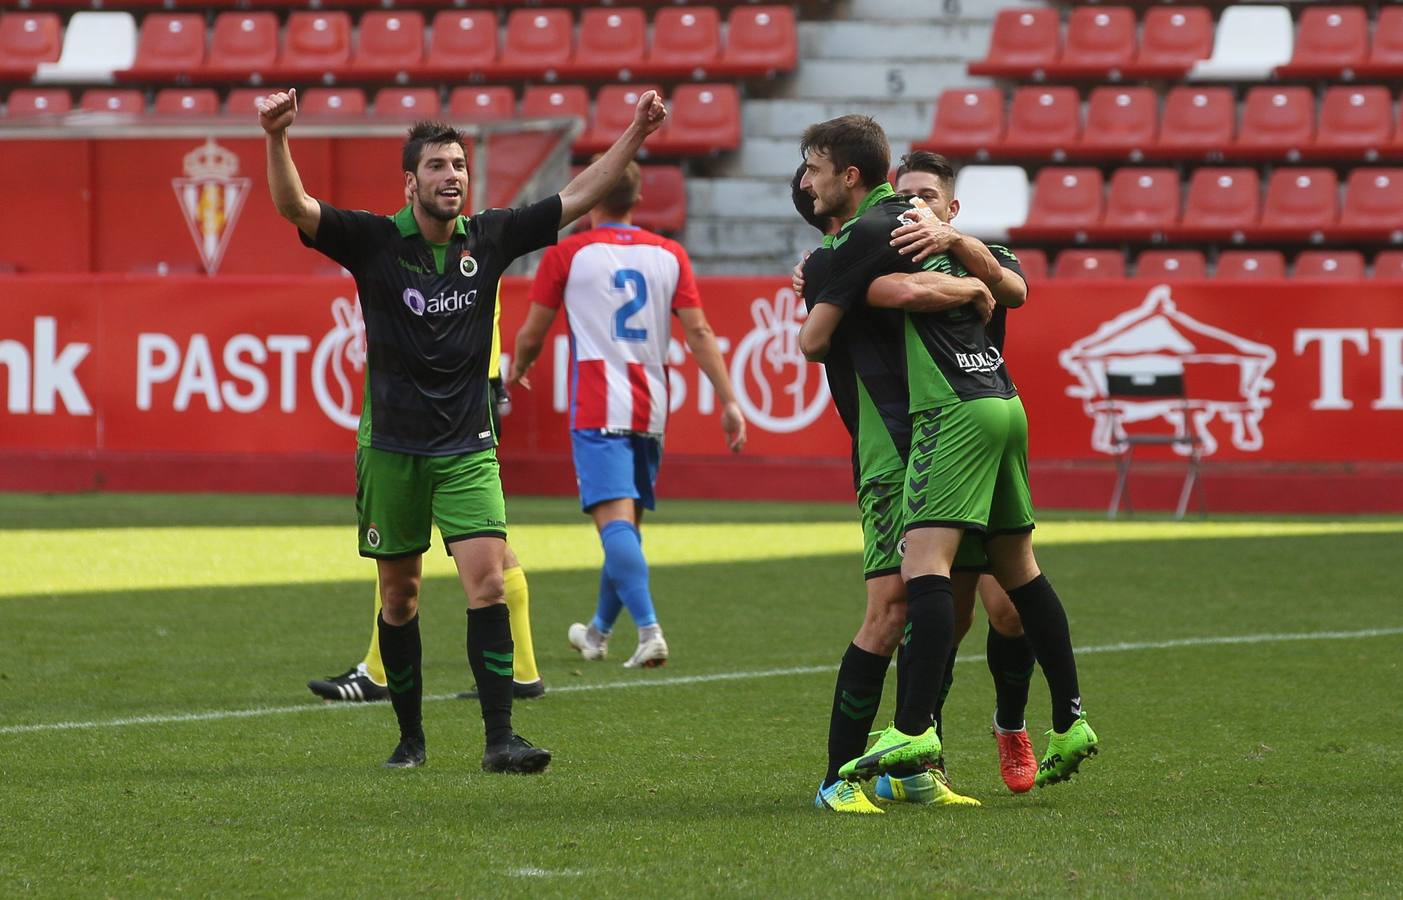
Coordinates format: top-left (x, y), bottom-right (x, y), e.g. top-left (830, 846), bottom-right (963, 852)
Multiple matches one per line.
top-left (468, 571), bottom-right (506, 606)
top-left (381, 579), bottom-right (420, 620)
top-left (986, 602), bottom-right (1023, 637)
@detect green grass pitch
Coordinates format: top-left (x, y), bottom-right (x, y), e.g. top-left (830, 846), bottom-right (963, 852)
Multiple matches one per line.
top-left (2, 493), bottom-right (1401, 897)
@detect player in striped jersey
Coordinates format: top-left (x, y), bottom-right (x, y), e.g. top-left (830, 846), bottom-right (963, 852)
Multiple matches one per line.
top-left (511, 160), bottom-right (746, 669)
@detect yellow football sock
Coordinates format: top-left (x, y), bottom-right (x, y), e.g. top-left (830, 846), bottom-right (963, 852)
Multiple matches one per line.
top-left (362, 582), bottom-right (386, 685)
top-left (503, 565), bottom-right (539, 684)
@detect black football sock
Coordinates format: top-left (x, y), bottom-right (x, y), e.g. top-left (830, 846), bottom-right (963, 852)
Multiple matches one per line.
top-left (377, 612), bottom-right (424, 743)
top-left (987, 624), bottom-right (1036, 731)
top-left (1006, 574), bottom-right (1082, 733)
top-left (894, 632), bottom-right (910, 714)
top-left (933, 645), bottom-right (958, 744)
top-left (893, 574), bottom-right (955, 737)
top-left (823, 643), bottom-right (890, 787)
top-left (466, 604), bottom-right (514, 746)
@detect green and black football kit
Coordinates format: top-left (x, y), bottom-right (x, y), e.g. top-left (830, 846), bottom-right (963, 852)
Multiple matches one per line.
top-left (814, 185), bottom-right (1033, 539)
top-left (301, 196), bottom-right (562, 558)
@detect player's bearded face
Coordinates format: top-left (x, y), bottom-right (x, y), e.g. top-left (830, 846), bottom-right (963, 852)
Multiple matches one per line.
top-left (411, 143), bottom-right (468, 221)
top-left (801, 152), bottom-right (847, 218)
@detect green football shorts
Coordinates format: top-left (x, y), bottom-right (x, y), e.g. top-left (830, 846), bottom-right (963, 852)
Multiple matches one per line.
top-left (858, 471), bottom-right (990, 578)
top-left (903, 396), bottom-right (1036, 537)
top-left (355, 446), bottom-right (507, 559)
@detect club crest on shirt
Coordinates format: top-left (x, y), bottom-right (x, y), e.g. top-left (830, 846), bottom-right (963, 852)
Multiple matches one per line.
top-left (459, 252), bottom-right (478, 278)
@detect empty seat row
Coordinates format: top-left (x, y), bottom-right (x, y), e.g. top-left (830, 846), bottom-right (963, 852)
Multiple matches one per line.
top-left (970, 5), bottom-right (1403, 82)
top-left (924, 85), bottom-right (1403, 164)
top-left (1010, 166), bottom-right (1403, 244)
top-left (1023, 248), bottom-right (1403, 281)
top-left (1, 83), bottom-right (741, 156)
top-left (0, 7), bottom-right (795, 84)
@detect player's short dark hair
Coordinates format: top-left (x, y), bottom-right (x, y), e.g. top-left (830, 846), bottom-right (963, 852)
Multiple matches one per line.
top-left (402, 121), bottom-right (470, 174)
top-left (592, 153), bottom-right (643, 218)
top-left (790, 162), bottom-right (829, 235)
top-left (799, 115), bottom-right (890, 191)
top-left (896, 150), bottom-right (956, 189)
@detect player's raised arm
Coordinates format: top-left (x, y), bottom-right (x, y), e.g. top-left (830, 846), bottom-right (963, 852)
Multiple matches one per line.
top-left (258, 89), bottom-right (320, 238)
top-left (556, 91), bottom-right (667, 228)
top-left (867, 272), bottom-right (995, 322)
top-left (676, 307), bottom-right (747, 453)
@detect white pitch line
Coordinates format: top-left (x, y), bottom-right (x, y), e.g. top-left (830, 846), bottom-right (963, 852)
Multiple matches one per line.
top-left (3, 626), bottom-right (1401, 737)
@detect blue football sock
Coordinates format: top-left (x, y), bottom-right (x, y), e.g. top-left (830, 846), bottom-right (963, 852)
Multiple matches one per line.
top-left (591, 566), bottom-right (623, 634)
top-left (599, 519), bottom-right (657, 628)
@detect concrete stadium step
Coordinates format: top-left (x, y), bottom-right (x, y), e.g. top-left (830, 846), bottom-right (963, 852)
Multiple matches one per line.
top-left (799, 21), bottom-right (993, 62)
top-left (744, 99), bottom-right (938, 142)
top-left (785, 60), bottom-right (969, 101)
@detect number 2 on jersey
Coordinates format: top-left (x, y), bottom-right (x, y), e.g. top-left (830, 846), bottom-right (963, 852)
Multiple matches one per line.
top-left (612, 268), bottom-right (648, 343)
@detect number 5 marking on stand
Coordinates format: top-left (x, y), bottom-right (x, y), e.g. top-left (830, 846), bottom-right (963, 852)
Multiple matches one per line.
top-left (612, 268), bottom-right (648, 343)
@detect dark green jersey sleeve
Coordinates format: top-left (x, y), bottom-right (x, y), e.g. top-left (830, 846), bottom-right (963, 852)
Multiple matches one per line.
top-left (812, 205), bottom-right (916, 312)
top-left (475, 194), bottom-right (563, 263)
top-left (298, 201), bottom-right (389, 273)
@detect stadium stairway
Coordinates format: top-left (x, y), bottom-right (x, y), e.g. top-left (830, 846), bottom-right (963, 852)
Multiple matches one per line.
top-left (682, 0), bottom-right (1003, 273)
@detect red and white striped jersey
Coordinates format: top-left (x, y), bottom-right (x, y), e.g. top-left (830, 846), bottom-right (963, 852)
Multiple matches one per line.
top-left (529, 224), bottom-right (702, 434)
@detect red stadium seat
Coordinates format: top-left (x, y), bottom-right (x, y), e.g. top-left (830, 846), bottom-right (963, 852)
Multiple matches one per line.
top-left (1339, 168), bottom-right (1403, 238)
top-left (374, 87), bottom-right (440, 120)
top-left (80, 89), bottom-right (144, 113)
top-left (1014, 168), bottom-right (1104, 241)
top-left (1003, 86), bottom-right (1080, 159)
top-left (1009, 248), bottom-right (1047, 282)
top-left (1078, 87), bottom-right (1157, 159)
top-left (281, 12), bottom-right (352, 74)
top-left (969, 7), bottom-right (1060, 77)
top-left (1054, 249), bottom-right (1125, 279)
top-left (1364, 7), bottom-right (1403, 74)
top-left (1373, 251), bottom-right (1403, 280)
top-left (154, 88), bottom-right (218, 115)
top-left (501, 9), bottom-right (572, 77)
top-left (1295, 251), bottom-right (1365, 279)
top-left (921, 88), bottom-right (1004, 161)
top-left (657, 83), bottom-right (739, 155)
top-left (632, 165), bottom-right (687, 233)
top-left (721, 6), bottom-right (796, 75)
top-left (4, 88), bottom-right (70, 118)
top-left (0, 13), bottom-right (61, 76)
top-left (224, 88), bottom-right (273, 117)
top-left (580, 84), bottom-right (663, 154)
top-left (1216, 250), bottom-right (1286, 280)
top-left (1154, 87), bottom-right (1234, 159)
top-left (1259, 168), bottom-right (1339, 238)
top-left (209, 13), bottom-right (278, 74)
top-left (1178, 168), bottom-right (1260, 239)
top-left (1277, 6), bottom-right (1367, 77)
top-left (130, 13), bottom-right (204, 75)
top-left (1054, 6), bottom-right (1135, 77)
top-left (1233, 87), bottom-right (1313, 159)
top-left (448, 86), bottom-right (516, 123)
top-left (647, 7), bottom-right (720, 77)
top-left (354, 11), bottom-right (425, 74)
top-left (299, 88), bottom-right (367, 119)
top-left (1137, 250), bottom-right (1207, 280)
top-left (1100, 168), bottom-right (1179, 238)
top-left (520, 85), bottom-right (589, 152)
top-left (1312, 87), bottom-right (1394, 160)
top-left (574, 7), bottom-right (645, 77)
top-left (426, 12), bottom-right (497, 74)
top-left (1133, 7), bottom-right (1213, 76)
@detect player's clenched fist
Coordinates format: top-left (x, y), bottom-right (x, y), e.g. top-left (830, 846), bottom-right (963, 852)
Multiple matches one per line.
top-left (257, 89), bottom-right (299, 134)
top-left (632, 89), bottom-right (668, 136)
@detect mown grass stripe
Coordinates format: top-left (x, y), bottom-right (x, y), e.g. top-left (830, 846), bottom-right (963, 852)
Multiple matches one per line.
top-left (2, 626), bottom-right (1399, 736)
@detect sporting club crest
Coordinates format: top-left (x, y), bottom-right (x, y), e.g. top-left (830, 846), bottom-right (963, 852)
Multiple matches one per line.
top-left (172, 139), bottom-right (251, 275)
top-left (1060, 285), bottom-right (1277, 456)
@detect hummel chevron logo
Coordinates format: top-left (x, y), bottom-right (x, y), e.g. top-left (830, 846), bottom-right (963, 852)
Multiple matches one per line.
top-left (914, 439), bottom-right (937, 455)
top-left (832, 231), bottom-right (852, 250)
top-left (908, 475), bottom-right (929, 493)
top-left (908, 496), bottom-right (923, 513)
top-left (840, 691), bottom-right (880, 721)
top-left (387, 666), bottom-right (416, 695)
top-left (912, 457), bottom-right (933, 474)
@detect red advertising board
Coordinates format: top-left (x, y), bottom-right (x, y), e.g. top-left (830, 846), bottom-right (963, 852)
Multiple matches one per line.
top-left (1, 275), bottom-right (1401, 511)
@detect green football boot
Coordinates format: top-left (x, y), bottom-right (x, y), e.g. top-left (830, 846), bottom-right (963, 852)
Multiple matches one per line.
top-left (838, 723), bottom-right (941, 781)
top-left (1036, 713), bottom-right (1099, 787)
